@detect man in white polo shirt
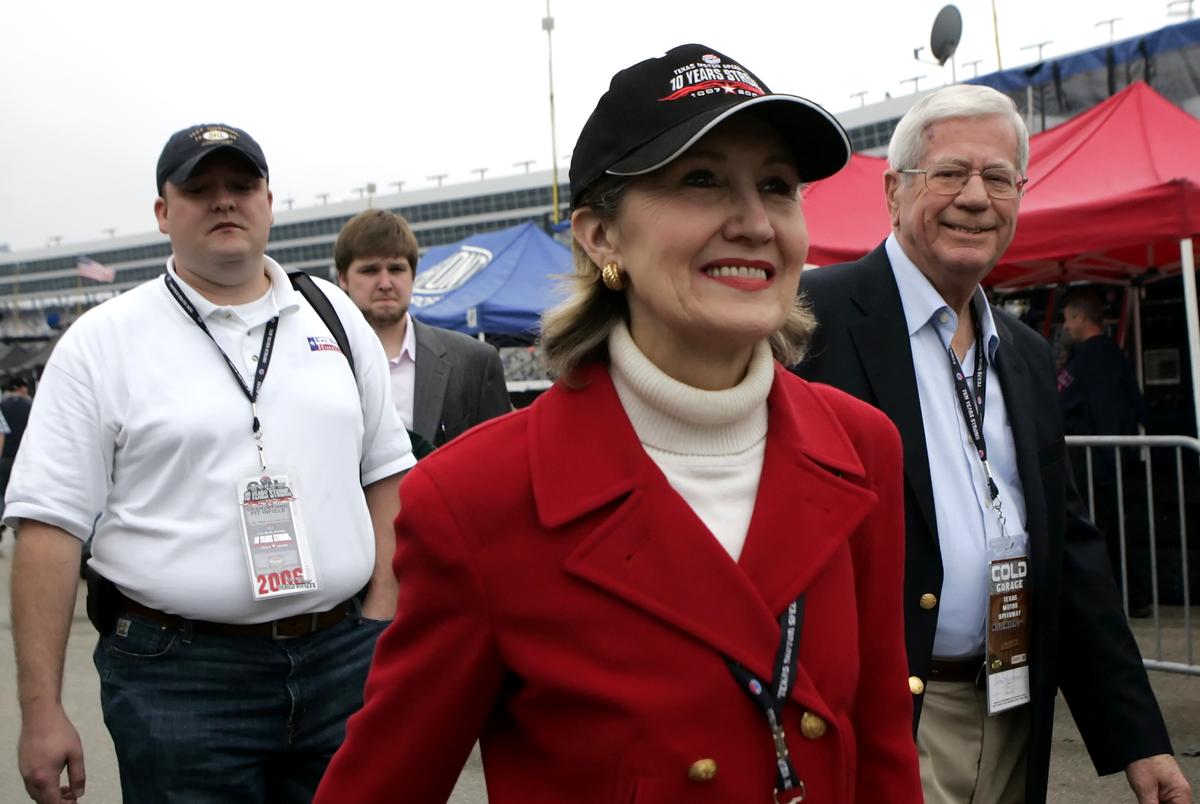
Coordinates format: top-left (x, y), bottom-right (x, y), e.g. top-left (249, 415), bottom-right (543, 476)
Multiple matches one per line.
top-left (7, 123), bottom-right (414, 804)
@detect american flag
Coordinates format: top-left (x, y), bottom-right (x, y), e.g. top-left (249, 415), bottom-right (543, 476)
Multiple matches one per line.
top-left (77, 257), bottom-right (115, 283)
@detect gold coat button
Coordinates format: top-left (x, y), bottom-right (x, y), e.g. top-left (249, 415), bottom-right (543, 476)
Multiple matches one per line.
top-left (919, 593), bottom-right (938, 610)
top-left (909, 676), bottom-right (926, 695)
top-left (800, 711), bottom-right (827, 739)
top-left (687, 758), bottom-right (718, 783)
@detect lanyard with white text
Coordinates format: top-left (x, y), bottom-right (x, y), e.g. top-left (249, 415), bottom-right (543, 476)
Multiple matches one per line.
top-left (946, 305), bottom-right (1006, 533)
top-left (164, 273), bottom-right (278, 471)
top-left (724, 597), bottom-right (807, 803)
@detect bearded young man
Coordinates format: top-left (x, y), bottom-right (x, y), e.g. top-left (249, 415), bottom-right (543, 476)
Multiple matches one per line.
top-left (335, 208), bottom-right (510, 451)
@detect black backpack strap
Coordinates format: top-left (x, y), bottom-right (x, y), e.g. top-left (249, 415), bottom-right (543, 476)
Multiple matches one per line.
top-left (288, 270), bottom-right (356, 379)
top-left (406, 428), bottom-right (437, 460)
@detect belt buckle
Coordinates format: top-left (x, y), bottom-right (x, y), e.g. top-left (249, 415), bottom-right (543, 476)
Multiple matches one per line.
top-left (270, 619), bottom-right (290, 640)
top-left (270, 615), bottom-right (311, 640)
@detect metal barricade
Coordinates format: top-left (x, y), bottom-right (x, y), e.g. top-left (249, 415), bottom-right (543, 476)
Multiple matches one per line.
top-left (1066, 435), bottom-right (1199, 676)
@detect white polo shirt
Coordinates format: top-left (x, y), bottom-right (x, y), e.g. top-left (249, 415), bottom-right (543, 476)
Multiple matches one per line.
top-left (4, 256), bottom-right (415, 623)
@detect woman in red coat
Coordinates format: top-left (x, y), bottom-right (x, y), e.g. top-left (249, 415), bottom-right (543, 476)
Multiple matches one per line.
top-left (316, 43), bottom-right (922, 804)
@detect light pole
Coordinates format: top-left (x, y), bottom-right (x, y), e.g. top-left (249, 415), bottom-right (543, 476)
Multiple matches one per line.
top-left (964, 59), bottom-right (983, 78)
top-left (316, 193), bottom-right (330, 205)
top-left (900, 75), bottom-right (925, 94)
top-left (351, 185), bottom-right (377, 206)
top-left (543, 1), bottom-right (561, 224)
top-left (102, 228), bottom-right (116, 238)
top-left (1020, 40), bottom-right (1053, 62)
top-left (1095, 18), bottom-right (1120, 43)
top-left (513, 160), bottom-right (536, 174)
top-left (849, 91), bottom-right (867, 108)
top-left (1168, 0), bottom-right (1195, 21)
top-left (390, 181), bottom-right (406, 193)
top-left (991, 0), bottom-right (1003, 70)
top-left (472, 168), bottom-right (489, 181)
top-left (427, 174), bottom-right (448, 188)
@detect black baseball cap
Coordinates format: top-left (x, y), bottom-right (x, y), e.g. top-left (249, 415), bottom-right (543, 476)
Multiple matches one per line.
top-left (156, 124), bottom-right (269, 195)
top-left (569, 44), bottom-right (850, 208)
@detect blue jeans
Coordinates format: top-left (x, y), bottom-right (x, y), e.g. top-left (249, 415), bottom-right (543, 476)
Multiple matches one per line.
top-left (93, 607), bottom-right (389, 803)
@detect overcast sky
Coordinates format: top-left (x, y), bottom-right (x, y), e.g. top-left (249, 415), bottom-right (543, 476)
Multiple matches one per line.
top-left (0, 0), bottom-right (1178, 252)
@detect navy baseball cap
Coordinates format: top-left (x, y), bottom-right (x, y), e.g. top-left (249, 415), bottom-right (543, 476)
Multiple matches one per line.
top-left (156, 124), bottom-right (269, 195)
top-left (569, 44), bottom-right (850, 208)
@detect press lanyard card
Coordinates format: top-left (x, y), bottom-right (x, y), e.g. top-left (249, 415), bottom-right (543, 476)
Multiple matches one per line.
top-left (986, 555), bottom-right (1031, 714)
top-left (238, 473), bottom-right (318, 600)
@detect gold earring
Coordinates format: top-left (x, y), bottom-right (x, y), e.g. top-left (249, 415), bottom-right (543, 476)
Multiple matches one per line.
top-left (601, 261), bottom-right (625, 291)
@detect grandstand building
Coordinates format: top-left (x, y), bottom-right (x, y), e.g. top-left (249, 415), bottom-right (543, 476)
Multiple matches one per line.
top-left (0, 170), bottom-right (570, 336)
top-left (2, 16), bottom-right (1198, 339)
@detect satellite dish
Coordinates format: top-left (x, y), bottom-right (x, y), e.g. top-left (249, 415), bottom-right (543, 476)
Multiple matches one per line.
top-left (930, 5), bottom-right (963, 66)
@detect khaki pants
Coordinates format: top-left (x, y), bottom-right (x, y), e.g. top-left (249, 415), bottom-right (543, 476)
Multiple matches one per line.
top-left (917, 680), bottom-right (1031, 804)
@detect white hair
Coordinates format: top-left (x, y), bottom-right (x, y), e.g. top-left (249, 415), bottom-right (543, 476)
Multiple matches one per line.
top-left (887, 84), bottom-right (1029, 173)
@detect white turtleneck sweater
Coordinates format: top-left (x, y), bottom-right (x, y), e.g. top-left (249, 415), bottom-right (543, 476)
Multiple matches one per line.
top-left (608, 322), bottom-right (773, 560)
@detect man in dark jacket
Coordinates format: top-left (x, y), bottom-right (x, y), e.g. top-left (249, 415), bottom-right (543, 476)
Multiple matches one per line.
top-left (1058, 288), bottom-right (1151, 616)
top-left (796, 84), bottom-right (1188, 804)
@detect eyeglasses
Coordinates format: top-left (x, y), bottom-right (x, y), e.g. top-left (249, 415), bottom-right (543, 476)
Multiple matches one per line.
top-left (899, 164), bottom-right (1028, 199)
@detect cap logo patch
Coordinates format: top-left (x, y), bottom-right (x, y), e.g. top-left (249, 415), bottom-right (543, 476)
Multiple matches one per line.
top-left (661, 57), bottom-right (764, 102)
top-left (190, 125), bottom-right (241, 147)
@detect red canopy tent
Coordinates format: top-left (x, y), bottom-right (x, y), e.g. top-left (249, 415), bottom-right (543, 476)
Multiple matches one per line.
top-left (802, 81), bottom-right (1200, 431)
top-left (805, 81), bottom-right (1200, 280)
top-left (802, 153), bottom-right (891, 267)
top-left (993, 81), bottom-right (1200, 287)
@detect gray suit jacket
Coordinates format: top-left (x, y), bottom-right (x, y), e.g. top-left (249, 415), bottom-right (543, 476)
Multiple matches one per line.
top-left (412, 319), bottom-right (511, 446)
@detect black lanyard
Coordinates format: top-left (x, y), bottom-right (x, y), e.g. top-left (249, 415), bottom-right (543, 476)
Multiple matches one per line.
top-left (946, 304), bottom-right (1000, 504)
top-left (724, 597), bottom-right (807, 803)
top-left (164, 273), bottom-right (278, 470)
top-left (946, 304), bottom-right (1013, 539)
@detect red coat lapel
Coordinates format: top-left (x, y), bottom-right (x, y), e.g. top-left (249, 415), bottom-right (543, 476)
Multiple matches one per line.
top-left (530, 364), bottom-right (879, 711)
top-left (739, 368), bottom-right (874, 614)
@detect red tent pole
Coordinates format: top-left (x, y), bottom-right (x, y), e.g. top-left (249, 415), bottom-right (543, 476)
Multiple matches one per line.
top-left (1041, 287), bottom-right (1058, 340)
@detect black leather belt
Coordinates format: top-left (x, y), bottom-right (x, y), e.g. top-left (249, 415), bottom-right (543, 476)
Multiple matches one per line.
top-left (928, 655), bottom-right (986, 686)
top-left (117, 592), bottom-right (351, 640)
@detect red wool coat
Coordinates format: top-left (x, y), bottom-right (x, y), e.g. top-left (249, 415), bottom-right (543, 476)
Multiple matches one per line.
top-left (316, 363), bottom-right (921, 804)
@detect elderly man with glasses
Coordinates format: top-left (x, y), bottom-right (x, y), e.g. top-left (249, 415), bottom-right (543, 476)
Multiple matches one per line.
top-left (796, 84), bottom-right (1189, 804)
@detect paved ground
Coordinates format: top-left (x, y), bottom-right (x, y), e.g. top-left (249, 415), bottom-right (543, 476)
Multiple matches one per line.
top-left (0, 543), bottom-right (1196, 803)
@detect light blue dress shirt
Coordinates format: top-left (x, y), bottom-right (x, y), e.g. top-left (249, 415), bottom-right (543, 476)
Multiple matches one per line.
top-left (886, 234), bottom-right (1029, 658)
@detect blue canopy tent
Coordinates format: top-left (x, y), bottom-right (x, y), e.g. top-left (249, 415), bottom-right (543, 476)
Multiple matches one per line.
top-left (410, 222), bottom-right (570, 336)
